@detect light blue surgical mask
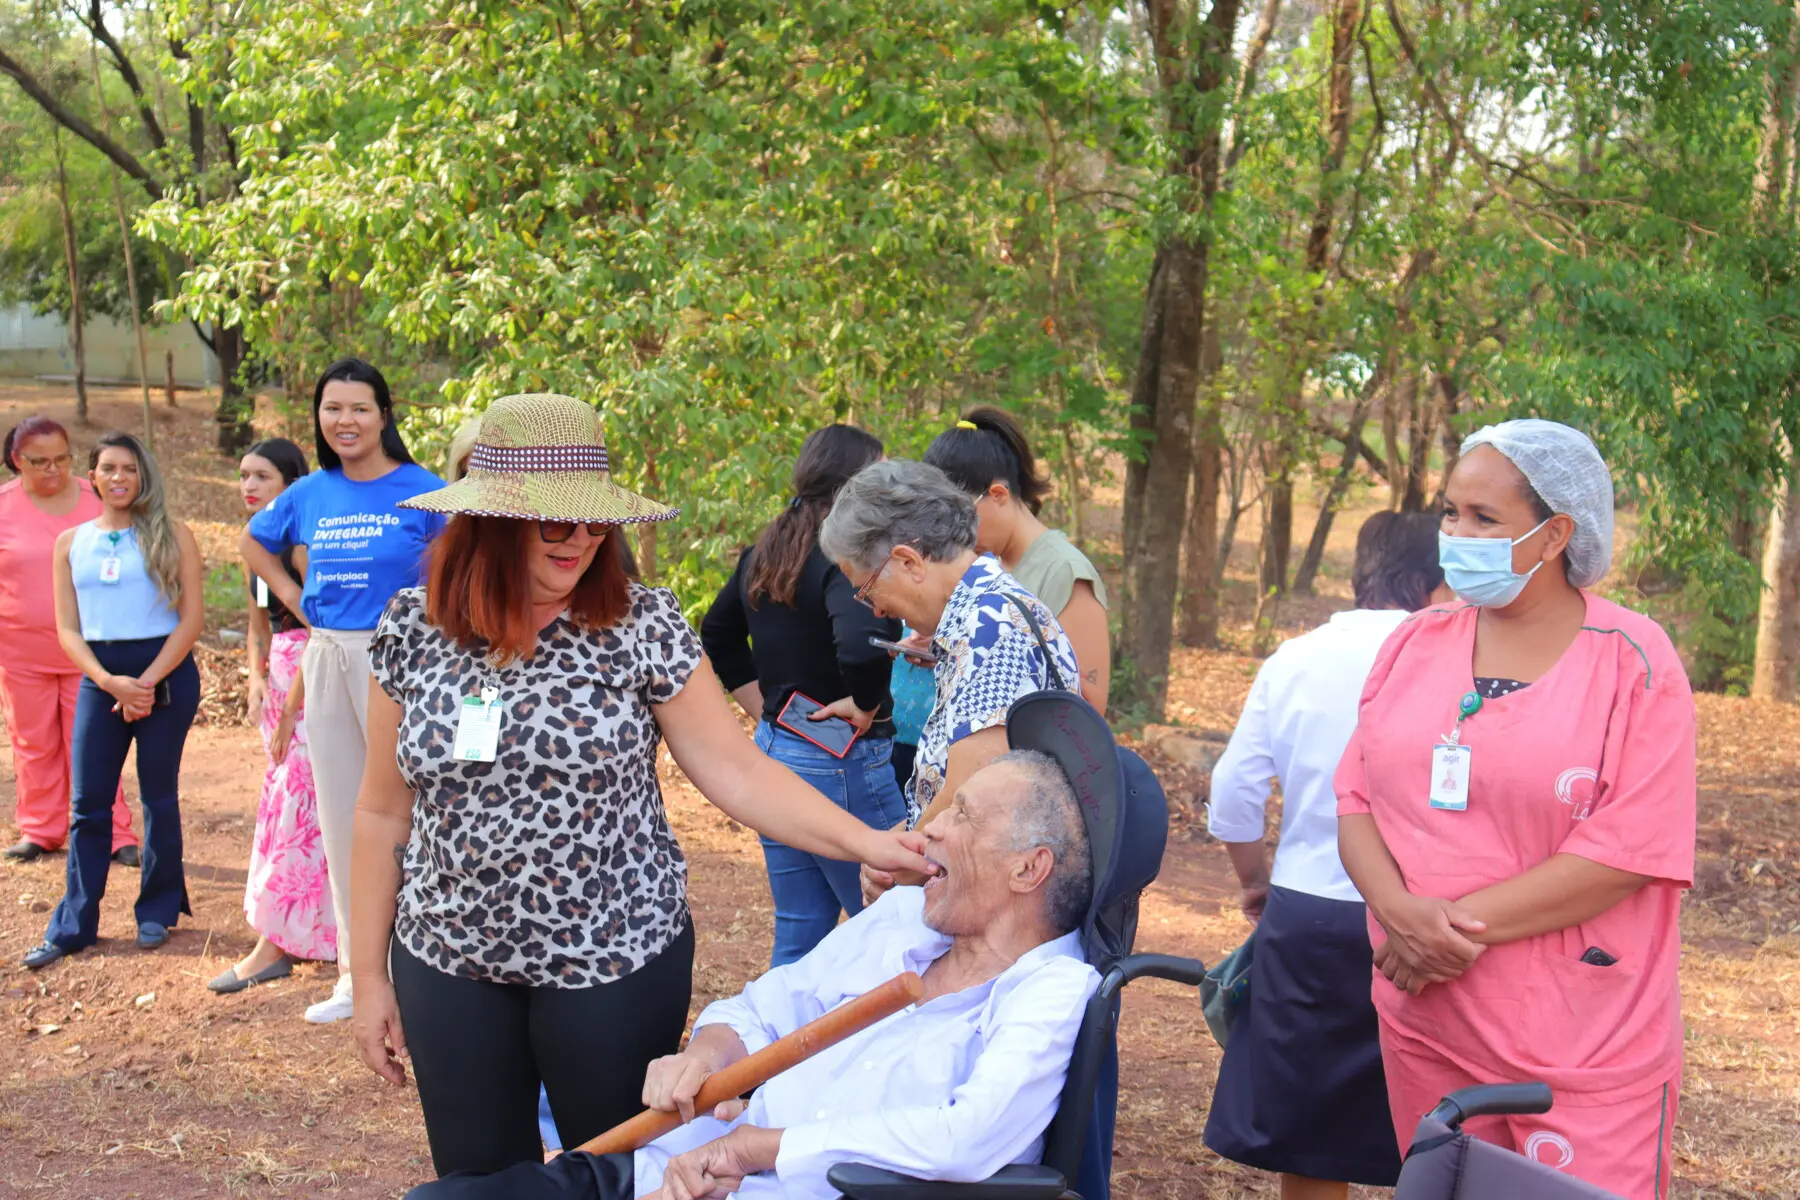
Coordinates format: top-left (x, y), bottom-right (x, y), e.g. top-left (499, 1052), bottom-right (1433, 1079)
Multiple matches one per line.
top-left (1438, 518), bottom-right (1552, 608)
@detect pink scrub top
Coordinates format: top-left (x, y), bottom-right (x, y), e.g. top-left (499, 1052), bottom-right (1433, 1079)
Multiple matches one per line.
top-left (1335, 593), bottom-right (1696, 1101)
top-left (0, 478), bottom-right (103, 663)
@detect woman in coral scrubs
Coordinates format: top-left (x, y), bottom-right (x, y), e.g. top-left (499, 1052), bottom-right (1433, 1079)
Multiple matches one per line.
top-left (0, 419), bottom-right (136, 863)
top-left (1337, 419), bottom-right (1695, 1200)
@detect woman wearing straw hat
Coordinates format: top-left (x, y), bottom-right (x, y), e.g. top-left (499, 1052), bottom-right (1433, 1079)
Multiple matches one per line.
top-left (347, 393), bottom-right (939, 1179)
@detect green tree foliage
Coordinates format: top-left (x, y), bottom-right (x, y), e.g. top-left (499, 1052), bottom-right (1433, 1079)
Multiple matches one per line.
top-left (0, 14), bottom-right (168, 326)
top-left (101, 0), bottom-right (1800, 698)
top-left (147, 0), bottom-right (1151, 606)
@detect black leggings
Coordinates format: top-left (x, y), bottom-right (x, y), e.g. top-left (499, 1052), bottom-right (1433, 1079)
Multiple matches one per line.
top-left (391, 921), bottom-right (695, 1177)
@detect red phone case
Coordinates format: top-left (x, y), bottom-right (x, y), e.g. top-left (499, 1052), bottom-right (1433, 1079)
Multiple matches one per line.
top-left (775, 692), bottom-right (859, 759)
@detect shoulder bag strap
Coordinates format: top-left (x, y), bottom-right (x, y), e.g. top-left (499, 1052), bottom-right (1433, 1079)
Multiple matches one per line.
top-left (1004, 592), bottom-right (1070, 694)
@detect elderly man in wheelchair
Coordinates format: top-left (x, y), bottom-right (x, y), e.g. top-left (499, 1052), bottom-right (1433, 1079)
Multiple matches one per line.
top-left (409, 691), bottom-right (1189, 1200)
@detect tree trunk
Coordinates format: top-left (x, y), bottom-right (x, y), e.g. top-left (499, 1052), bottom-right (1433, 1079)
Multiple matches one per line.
top-left (1433, 369), bottom-right (1462, 508)
top-left (1754, 460), bottom-right (1800, 700)
top-left (1059, 422), bottom-right (1087, 552)
top-left (108, 166), bottom-right (153, 449)
top-left (1179, 325), bottom-right (1225, 647)
top-left (1118, 0), bottom-right (1241, 721)
top-left (1388, 372), bottom-right (1424, 510)
top-left (1750, 1), bottom-right (1800, 698)
top-left (1213, 434), bottom-right (1250, 590)
top-left (1293, 367), bottom-right (1387, 595)
top-left (51, 128), bottom-right (89, 425)
top-left (213, 324), bottom-right (253, 453)
top-left (1122, 249), bottom-right (1169, 577)
top-left (165, 349), bottom-right (178, 407)
top-left (1259, 469), bottom-right (1293, 595)
top-left (89, 36), bottom-right (153, 446)
top-left (1122, 237), bottom-right (1205, 712)
top-left (1380, 375), bottom-right (1406, 506)
top-left (1260, 0), bottom-right (1361, 591)
top-left (1402, 369), bottom-right (1435, 511)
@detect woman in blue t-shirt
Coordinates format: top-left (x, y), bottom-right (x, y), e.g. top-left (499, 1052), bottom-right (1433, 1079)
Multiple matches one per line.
top-left (24, 433), bottom-right (204, 969)
top-left (240, 357), bottom-right (445, 1024)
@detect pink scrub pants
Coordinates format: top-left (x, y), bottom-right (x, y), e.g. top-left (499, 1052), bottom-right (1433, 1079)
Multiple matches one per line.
top-left (0, 661), bottom-right (136, 852)
top-left (1381, 1025), bottom-right (1678, 1200)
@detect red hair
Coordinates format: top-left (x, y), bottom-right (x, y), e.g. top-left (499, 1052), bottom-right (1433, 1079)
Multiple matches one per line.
top-left (425, 515), bottom-right (632, 662)
top-left (5, 416), bottom-right (71, 471)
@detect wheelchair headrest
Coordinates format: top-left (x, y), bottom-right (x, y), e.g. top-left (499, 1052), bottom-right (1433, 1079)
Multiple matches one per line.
top-left (1007, 690), bottom-right (1169, 968)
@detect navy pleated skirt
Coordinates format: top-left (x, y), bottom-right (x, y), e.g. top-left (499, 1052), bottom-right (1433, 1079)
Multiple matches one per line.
top-left (1202, 885), bottom-right (1403, 1186)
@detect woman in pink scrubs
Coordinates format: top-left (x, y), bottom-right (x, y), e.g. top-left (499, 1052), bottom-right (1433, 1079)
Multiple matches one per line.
top-left (1337, 419), bottom-right (1695, 1200)
top-left (0, 419), bottom-right (137, 863)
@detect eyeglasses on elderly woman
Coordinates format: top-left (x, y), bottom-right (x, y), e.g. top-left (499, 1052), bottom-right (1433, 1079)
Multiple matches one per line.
top-left (851, 544), bottom-right (916, 608)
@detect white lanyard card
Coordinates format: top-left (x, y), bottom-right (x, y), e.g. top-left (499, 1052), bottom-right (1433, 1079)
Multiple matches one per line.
top-left (454, 689), bottom-right (503, 762)
top-left (1429, 743), bottom-right (1472, 811)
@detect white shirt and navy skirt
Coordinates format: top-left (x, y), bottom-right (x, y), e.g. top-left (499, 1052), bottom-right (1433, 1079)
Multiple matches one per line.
top-left (42, 524), bottom-right (201, 951)
top-left (1200, 608), bottom-right (1408, 1187)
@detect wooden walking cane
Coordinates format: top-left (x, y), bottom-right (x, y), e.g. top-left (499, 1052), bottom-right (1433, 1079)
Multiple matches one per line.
top-left (576, 971), bottom-right (926, 1156)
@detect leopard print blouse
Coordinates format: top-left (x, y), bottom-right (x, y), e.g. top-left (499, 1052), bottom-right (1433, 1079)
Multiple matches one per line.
top-left (371, 584), bottom-right (699, 987)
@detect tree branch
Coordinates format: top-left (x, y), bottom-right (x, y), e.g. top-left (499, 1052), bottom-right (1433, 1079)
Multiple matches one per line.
top-left (0, 45), bottom-right (164, 199)
top-left (77, 0), bottom-right (167, 152)
top-left (1223, 0), bottom-right (1284, 172)
top-left (1312, 414), bottom-right (1390, 479)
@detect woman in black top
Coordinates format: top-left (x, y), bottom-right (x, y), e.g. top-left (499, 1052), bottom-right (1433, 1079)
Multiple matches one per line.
top-left (700, 425), bottom-right (908, 966)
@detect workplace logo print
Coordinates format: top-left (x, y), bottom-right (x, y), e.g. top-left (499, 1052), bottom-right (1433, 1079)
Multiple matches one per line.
top-left (1524, 1130), bottom-right (1576, 1171)
top-left (1555, 767), bottom-right (1599, 821)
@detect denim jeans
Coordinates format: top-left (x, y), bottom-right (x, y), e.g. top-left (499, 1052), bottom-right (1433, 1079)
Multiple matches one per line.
top-left (45, 639), bottom-right (199, 949)
top-left (753, 721), bottom-right (908, 967)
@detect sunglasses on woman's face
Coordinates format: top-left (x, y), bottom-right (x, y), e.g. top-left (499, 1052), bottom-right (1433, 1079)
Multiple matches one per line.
top-left (537, 520), bottom-right (610, 544)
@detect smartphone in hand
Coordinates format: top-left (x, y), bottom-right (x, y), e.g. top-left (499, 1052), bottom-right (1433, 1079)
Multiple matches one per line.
top-left (870, 636), bottom-right (939, 665)
top-left (776, 692), bottom-right (860, 758)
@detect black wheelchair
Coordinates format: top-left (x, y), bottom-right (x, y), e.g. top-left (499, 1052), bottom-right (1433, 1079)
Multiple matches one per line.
top-left (830, 690), bottom-right (1203, 1200)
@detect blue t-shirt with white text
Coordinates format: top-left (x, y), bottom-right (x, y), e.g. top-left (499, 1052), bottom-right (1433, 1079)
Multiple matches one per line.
top-left (248, 464), bottom-right (446, 630)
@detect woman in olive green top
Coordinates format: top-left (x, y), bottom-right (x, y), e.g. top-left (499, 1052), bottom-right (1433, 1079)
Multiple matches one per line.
top-left (925, 408), bottom-right (1110, 711)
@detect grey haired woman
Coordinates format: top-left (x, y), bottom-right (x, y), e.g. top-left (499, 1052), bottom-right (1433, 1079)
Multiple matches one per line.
top-left (819, 460), bottom-right (1078, 897)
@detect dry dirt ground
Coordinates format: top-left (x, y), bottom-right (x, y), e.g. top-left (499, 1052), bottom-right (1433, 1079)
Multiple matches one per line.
top-left (1, 383), bottom-right (1797, 1198)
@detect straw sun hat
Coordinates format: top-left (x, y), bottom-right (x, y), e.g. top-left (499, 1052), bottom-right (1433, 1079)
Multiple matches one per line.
top-left (400, 393), bottom-right (679, 525)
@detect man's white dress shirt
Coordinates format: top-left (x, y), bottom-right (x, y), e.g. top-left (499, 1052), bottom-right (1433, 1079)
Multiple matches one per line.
top-left (632, 887), bottom-right (1099, 1199)
top-left (1206, 607), bottom-right (1409, 903)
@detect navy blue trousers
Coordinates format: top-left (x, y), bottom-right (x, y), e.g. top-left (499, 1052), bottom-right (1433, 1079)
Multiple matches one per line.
top-left (44, 639), bottom-right (198, 949)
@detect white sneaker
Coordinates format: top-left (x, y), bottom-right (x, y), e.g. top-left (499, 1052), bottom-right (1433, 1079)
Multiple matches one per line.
top-left (304, 975), bottom-right (354, 1025)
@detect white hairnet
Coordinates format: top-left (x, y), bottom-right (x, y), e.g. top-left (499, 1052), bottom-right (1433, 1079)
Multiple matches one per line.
top-left (1460, 419), bottom-right (1614, 588)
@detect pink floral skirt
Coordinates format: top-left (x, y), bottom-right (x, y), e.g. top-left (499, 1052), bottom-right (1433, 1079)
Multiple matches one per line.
top-left (245, 628), bottom-right (337, 961)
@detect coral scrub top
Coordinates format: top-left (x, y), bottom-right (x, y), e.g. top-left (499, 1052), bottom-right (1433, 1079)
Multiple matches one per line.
top-left (1335, 593), bottom-right (1696, 1100)
top-left (0, 478), bottom-right (103, 662)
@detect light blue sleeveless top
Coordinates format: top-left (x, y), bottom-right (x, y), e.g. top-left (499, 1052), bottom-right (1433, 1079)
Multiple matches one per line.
top-left (69, 522), bottom-right (179, 641)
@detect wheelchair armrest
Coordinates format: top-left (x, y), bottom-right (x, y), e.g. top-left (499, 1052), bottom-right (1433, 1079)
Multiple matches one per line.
top-left (1115, 952), bottom-right (1207, 989)
top-left (1428, 1082), bottom-right (1554, 1130)
top-left (827, 1162), bottom-right (1068, 1200)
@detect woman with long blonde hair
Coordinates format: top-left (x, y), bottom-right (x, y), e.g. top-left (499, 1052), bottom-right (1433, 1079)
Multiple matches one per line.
top-left (24, 432), bottom-right (205, 969)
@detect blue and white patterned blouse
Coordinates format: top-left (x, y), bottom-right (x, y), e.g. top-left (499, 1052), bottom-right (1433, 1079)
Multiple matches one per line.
top-left (906, 555), bottom-right (1080, 825)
